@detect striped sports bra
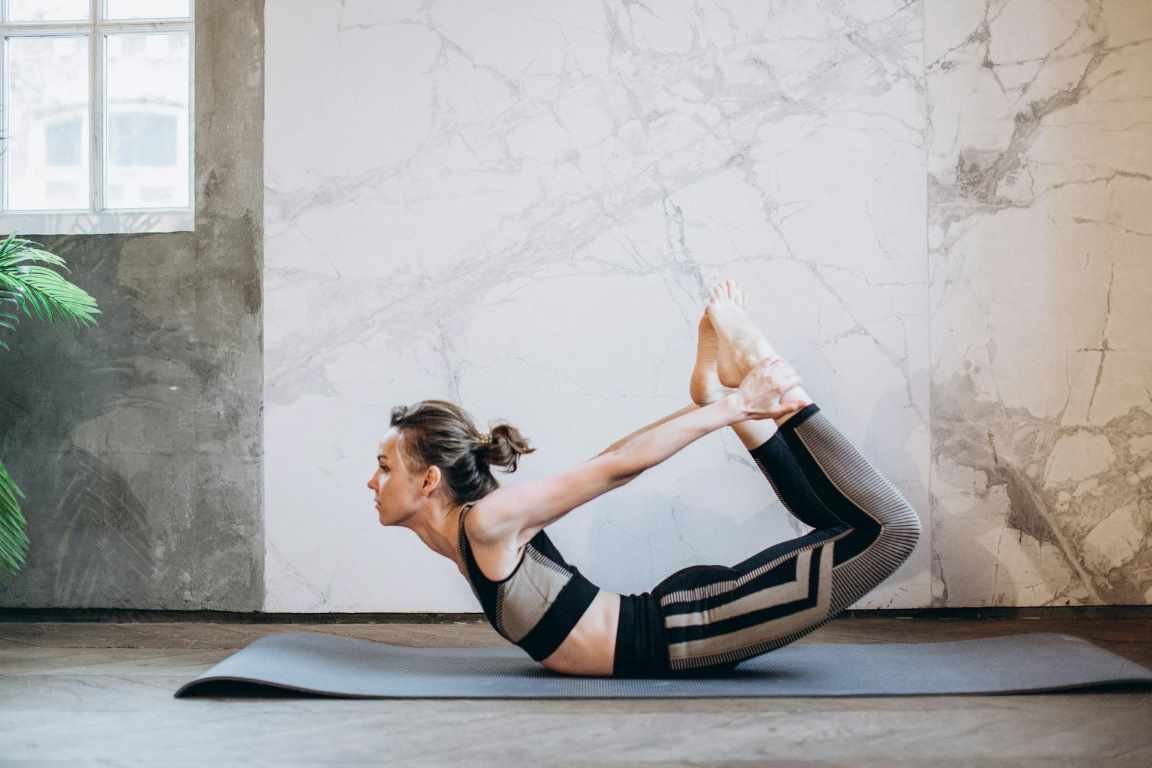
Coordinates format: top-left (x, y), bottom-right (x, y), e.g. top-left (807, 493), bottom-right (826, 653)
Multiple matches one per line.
top-left (457, 502), bottom-right (600, 661)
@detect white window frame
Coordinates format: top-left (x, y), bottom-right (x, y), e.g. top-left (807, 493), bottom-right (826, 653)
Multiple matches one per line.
top-left (0, 0), bottom-right (194, 235)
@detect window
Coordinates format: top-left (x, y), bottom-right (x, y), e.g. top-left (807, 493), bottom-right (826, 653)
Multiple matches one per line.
top-left (0, 0), bottom-right (193, 234)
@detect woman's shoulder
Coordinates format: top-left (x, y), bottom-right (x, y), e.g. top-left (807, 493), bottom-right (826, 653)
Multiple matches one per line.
top-left (461, 495), bottom-right (505, 543)
top-left (465, 492), bottom-right (545, 550)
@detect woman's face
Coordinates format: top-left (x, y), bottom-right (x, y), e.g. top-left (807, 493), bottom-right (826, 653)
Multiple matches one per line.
top-left (368, 428), bottom-right (412, 526)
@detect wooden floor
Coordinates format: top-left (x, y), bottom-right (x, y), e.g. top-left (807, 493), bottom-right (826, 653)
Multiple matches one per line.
top-left (2, 616), bottom-right (1150, 767)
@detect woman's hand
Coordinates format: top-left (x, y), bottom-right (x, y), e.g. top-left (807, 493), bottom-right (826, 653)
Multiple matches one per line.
top-left (734, 357), bottom-right (810, 420)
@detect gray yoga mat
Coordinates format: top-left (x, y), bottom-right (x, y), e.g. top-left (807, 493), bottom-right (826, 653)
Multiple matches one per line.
top-left (174, 631), bottom-right (1152, 699)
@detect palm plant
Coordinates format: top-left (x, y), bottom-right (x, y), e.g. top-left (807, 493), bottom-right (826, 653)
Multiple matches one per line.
top-left (0, 233), bottom-right (100, 575)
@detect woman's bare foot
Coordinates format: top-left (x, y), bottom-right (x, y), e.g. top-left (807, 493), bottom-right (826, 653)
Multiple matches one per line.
top-left (691, 310), bottom-right (785, 449)
top-left (705, 278), bottom-right (814, 427)
top-left (706, 279), bottom-right (780, 388)
top-left (690, 312), bottom-right (733, 406)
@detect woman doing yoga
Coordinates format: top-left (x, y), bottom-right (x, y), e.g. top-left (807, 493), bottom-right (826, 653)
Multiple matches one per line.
top-left (368, 279), bottom-right (921, 677)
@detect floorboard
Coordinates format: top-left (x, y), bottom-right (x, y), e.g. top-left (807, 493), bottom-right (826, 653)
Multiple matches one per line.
top-left (1, 617), bottom-right (1149, 767)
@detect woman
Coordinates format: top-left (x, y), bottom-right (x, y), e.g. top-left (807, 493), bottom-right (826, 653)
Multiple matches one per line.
top-left (368, 279), bottom-right (921, 677)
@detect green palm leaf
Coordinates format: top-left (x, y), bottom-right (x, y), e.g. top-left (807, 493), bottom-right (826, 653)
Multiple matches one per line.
top-left (0, 233), bottom-right (100, 575)
top-left (0, 462), bottom-right (28, 574)
top-left (0, 234), bottom-right (101, 329)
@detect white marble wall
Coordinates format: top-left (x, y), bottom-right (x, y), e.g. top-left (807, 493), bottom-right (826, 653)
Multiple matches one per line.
top-left (264, 0), bottom-right (1148, 612)
top-left (928, 0), bottom-right (1152, 606)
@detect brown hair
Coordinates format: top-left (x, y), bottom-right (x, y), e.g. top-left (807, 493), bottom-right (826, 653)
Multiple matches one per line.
top-left (388, 399), bottom-right (536, 503)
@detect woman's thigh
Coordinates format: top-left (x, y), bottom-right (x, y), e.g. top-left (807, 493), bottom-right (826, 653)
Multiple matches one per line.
top-left (651, 524), bottom-right (854, 673)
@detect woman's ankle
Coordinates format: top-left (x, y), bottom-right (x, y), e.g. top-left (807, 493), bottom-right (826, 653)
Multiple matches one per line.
top-left (730, 417), bottom-right (779, 450)
top-left (775, 385), bottom-right (813, 427)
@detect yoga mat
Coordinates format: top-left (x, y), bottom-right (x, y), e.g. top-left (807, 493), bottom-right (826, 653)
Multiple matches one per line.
top-left (175, 631), bottom-right (1152, 699)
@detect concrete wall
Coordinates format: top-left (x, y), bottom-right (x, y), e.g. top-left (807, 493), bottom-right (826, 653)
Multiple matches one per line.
top-left (0, 0), bottom-right (264, 610)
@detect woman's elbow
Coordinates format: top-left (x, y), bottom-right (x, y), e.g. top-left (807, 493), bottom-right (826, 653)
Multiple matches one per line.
top-left (602, 451), bottom-right (643, 485)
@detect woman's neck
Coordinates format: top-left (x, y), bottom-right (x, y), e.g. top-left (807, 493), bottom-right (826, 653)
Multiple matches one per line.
top-left (406, 500), bottom-right (469, 564)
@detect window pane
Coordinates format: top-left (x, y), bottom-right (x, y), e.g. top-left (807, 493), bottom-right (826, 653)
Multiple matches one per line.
top-left (104, 0), bottom-right (190, 20)
top-left (45, 118), bottom-right (82, 165)
top-left (6, 36), bottom-right (90, 211)
top-left (104, 32), bottom-right (190, 209)
top-left (8, 0), bottom-right (90, 21)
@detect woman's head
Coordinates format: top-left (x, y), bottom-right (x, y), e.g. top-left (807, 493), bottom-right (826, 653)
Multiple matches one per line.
top-left (368, 399), bottom-right (536, 525)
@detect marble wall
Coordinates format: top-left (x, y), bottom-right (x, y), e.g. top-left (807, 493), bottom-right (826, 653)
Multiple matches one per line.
top-left (264, 0), bottom-right (929, 611)
top-left (264, 0), bottom-right (1150, 611)
top-left (928, 0), bottom-right (1152, 605)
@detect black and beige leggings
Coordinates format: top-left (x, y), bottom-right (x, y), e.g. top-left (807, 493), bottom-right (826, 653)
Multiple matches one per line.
top-left (646, 402), bottom-right (921, 674)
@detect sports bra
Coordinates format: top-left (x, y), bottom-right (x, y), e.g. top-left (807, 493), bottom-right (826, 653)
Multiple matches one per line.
top-left (457, 502), bottom-right (600, 661)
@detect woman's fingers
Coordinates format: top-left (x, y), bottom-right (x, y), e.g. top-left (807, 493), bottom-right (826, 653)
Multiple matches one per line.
top-left (737, 357), bottom-right (808, 418)
top-left (767, 400), bottom-right (809, 418)
top-left (773, 369), bottom-right (801, 394)
top-left (763, 359), bottom-right (799, 383)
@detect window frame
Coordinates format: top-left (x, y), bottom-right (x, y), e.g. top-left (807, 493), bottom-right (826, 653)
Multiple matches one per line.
top-left (0, 0), bottom-right (194, 234)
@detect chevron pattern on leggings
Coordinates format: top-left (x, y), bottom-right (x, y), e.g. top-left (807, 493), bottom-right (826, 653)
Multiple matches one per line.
top-left (657, 404), bottom-right (921, 672)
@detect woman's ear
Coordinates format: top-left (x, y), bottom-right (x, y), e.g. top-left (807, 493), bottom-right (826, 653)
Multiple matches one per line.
top-left (419, 464), bottom-right (442, 497)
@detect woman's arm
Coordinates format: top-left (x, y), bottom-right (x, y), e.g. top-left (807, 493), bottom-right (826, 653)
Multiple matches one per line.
top-left (608, 393), bottom-right (747, 479)
top-left (474, 396), bottom-right (747, 544)
top-left (475, 363), bottom-right (800, 542)
top-left (591, 403), bottom-right (701, 459)
top-left (608, 358), bottom-right (808, 479)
